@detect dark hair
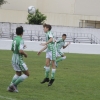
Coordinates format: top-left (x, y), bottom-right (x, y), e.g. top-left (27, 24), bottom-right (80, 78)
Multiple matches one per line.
top-left (62, 34), bottom-right (67, 37)
top-left (43, 24), bottom-right (52, 31)
top-left (16, 26), bottom-right (23, 35)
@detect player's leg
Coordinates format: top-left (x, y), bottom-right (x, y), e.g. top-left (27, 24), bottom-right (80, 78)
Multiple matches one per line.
top-left (13, 70), bottom-right (29, 86)
top-left (41, 58), bottom-right (50, 84)
top-left (56, 53), bottom-right (66, 67)
top-left (48, 50), bottom-right (56, 86)
top-left (7, 71), bottom-right (21, 92)
top-left (56, 55), bottom-right (66, 63)
top-left (13, 63), bottom-right (29, 85)
top-left (9, 62), bottom-right (29, 92)
top-left (10, 71), bottom-right (22, 85)
top-left (7, 63), bottom-right (21, 92)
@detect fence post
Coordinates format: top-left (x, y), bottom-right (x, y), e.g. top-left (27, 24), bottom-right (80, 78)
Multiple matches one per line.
top-left (91, 34), bottom-right (92, 44)
top-left (30, 30), bottom-right (32, 41)
top-left (73, 33), bottom-right (75, 43)
top-left (9, 23), bottom-right (11, 39)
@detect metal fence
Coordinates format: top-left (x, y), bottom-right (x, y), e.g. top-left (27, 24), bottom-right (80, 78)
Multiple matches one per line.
top-left (0, 29), bottom-right (100, 44)
top-left (0, 22), bottom-right (100, 44)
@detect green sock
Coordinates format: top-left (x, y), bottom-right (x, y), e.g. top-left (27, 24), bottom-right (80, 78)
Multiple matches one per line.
top-left (11, 74), bottom-right (19, 84)
top-left (14, 74), bottom-right (28, 86)
top-left (51, 69), bottom-right (56, 79)
top-left (56, 56), bottom-right (66, 63)
top-left (56, 57), bottom-right (63, 63)
top-left (45, 67), bottom-right (50, 78)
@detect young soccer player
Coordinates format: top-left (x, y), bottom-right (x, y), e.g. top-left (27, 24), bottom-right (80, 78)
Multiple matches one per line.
top-left (43, 34), bottom-right (70, 68)
top-left (38, 24), bottom-right (56, 86)
top-left (7, 26), bottom-right (29, 92)
top-left (56, 34), bottom-right (70, 67)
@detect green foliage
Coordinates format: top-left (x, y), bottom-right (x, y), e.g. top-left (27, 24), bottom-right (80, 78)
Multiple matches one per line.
top-left (27, 9), bottom-right (47, 25)
top-left (0, 0), bottom-right (7, 6)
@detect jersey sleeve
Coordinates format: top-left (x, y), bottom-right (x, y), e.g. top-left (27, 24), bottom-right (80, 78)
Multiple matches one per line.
top-left (19, 40), bottom-right (24, 50)
top-left (48, 32), bottom-right (53, 38)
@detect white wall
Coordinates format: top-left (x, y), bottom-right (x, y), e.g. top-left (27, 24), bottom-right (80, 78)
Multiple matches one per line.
top-left (75, 0), bottom-right (100, 16)
top-left (0, 40), bottom-right (100, 54)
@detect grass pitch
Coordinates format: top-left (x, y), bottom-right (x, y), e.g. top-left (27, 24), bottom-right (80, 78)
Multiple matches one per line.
top-left (0, 50), bottom-right (100, 100)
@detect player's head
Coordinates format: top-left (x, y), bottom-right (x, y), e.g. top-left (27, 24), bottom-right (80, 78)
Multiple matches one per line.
top-left (16, 26), bottom-right (24, 36)
top-left (43, 24), bottom-right (52, 33)
top-left (62, 34), bottom-right (67, 40)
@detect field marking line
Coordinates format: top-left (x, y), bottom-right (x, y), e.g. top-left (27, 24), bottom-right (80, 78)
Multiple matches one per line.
top-left (0, 95), bottom-right (16, 100)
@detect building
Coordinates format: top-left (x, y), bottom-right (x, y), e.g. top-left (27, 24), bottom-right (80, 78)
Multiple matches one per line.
top-left (0, 0), bottom-right (100, 28)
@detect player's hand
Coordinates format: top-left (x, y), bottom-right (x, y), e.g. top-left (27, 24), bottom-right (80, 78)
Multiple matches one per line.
top-left (37, 51), bottom-right (41, 55)
top-left (67, 42), bottom-right (71, 46)
top-left (24, 53), bottom-right (27, 58)
top-left (40, 43), bottom-right (46, 46)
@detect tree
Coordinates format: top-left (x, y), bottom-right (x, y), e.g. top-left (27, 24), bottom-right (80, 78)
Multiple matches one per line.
top-left (0, 0), bottom-right (7, 6)
top-left (27, 9), bottom-right (47, 25)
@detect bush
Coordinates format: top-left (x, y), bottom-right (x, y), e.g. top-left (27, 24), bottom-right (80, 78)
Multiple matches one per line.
top-left (0, 0), bottom-right (7, 6)
top-left (27, 9), bottom-right (47, 25)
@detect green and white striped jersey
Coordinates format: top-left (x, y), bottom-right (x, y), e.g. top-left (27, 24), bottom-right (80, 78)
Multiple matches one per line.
top-left (56, 39), bottom-right (65, 56)
top-left (11, 36), bottom-right (24, 63)
top-left (46, 31), bottom-right (56, 52)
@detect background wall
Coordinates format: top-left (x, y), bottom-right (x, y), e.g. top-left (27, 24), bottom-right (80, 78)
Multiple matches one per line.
top-left (0, 40), bottom-right (100, 54)
top-left (1, 23), bottom-right (100, 40)
top-left (0, 0), bottom-right (100, 27)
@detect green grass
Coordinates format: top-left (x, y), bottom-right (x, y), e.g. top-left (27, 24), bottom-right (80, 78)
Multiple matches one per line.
top-left (0, 50), bottom-right (100, 100)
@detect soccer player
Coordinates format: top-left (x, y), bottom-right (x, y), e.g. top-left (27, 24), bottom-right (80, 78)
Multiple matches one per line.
top-left (38, 24), bottom-right (56, 86)
top-left (7, 26), bottom-right (29, 92)
top-left (56, 34), bottom-right (70, 67)
top-left (43, 34), bottom-right (70, 68)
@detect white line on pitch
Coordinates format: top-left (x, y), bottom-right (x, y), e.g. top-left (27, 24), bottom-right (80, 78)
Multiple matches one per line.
top-left (0, 95), bottom-right (16, 100)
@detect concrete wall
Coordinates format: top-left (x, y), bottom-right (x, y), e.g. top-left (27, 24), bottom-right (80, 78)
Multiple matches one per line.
top-left (0, 0), bottom-right (100, 27)
top-left (0, 40), bottom-right (100, 54)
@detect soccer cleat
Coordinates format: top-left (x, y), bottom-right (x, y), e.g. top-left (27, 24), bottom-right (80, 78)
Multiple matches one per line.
top-left (48, 79), bottom-right (55, 86)
top-left (41, 78), bottom-right (49, 84)
top-left (9, 84), bottom-right (19, 93)
top-left (7, 86), bottom-right (13, 92)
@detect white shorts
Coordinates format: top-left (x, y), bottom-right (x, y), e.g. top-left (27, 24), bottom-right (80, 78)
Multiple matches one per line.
top-left (46, 51), bottom-right (56, 61)
top-left (12, 62), bottom-right (28, 71)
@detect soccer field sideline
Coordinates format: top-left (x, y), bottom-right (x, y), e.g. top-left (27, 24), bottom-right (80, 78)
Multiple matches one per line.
top-left (0, 95), bottom-right (16, 100)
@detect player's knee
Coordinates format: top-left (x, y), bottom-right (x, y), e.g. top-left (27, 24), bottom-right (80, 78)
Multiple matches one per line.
top-left (27, 74), bottom-right (29, 77)
top-left (23, 71), bottom-right (30, 77)
top-left (25, 73), bottom-right (29, 77)
top-left (26, 72), bottom-right (30, 77)
top-left (16, 71), bottom-right (22, 76)
top-left (46, 63), bottom-right (49, 67)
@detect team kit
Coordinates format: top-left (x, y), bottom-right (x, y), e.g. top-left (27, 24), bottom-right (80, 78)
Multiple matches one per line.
top-left (7, 24), bottom-right (70, 93)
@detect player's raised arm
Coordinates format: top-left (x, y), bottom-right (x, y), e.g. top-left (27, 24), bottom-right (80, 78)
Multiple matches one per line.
top-left (37, 45), bottom-right (47, 55)
top-left (63, 42), bottom-right (71, 49)
top-left (40, 37), bottom-right (53, 46)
